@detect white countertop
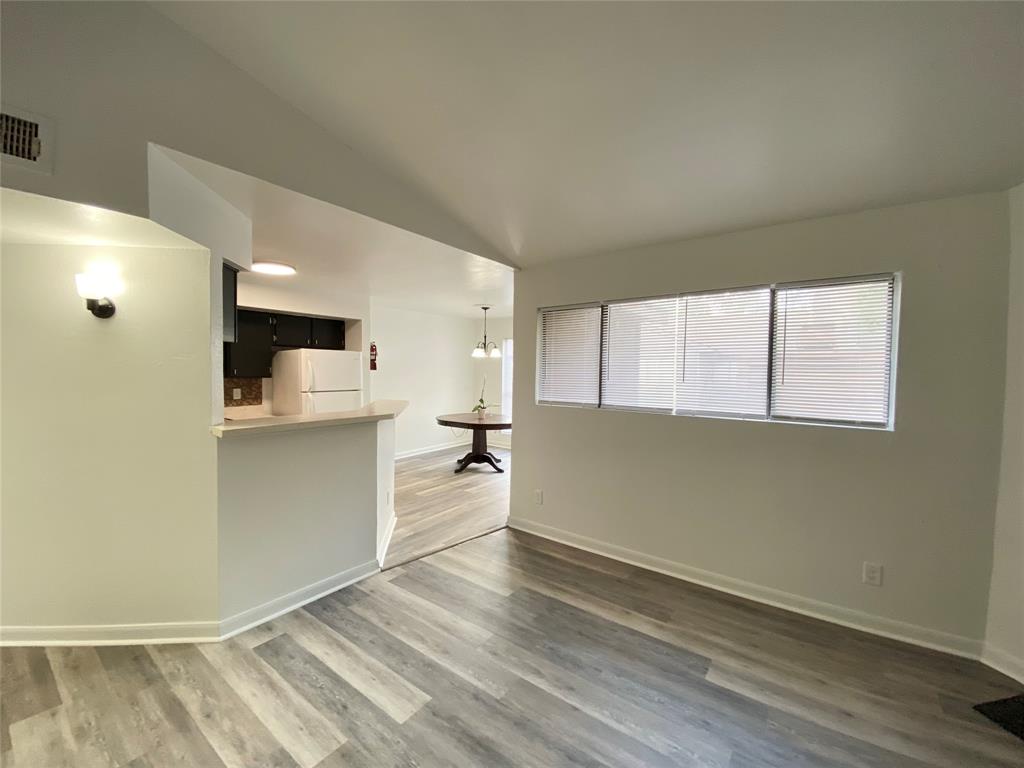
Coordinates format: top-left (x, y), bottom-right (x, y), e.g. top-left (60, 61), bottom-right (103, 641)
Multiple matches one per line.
top-left (212, 400), bottom-right (408, 439)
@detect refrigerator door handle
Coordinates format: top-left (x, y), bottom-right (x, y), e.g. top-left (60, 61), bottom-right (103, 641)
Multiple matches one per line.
top-left (305, 392), bottom-right (315, 414)
top-left (306, 358), bottom-right (315, 392)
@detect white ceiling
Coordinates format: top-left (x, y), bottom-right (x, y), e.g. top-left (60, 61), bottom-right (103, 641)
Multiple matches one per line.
top-left (161, 148), bottom-right (515, 317)
top-left (155, 2), bottom-right (1023, 267)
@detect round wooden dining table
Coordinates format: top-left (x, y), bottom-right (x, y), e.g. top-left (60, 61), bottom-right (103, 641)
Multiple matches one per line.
top-left (436, 412), bottom-right (512, 473)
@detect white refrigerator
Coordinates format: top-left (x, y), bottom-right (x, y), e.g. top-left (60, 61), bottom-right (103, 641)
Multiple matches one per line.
top-left (272, 349), bottom-right (364, 415)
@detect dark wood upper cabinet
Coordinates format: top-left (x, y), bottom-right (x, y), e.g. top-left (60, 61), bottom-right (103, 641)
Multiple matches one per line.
top-left (222, 264), bottom-right (238, 343)
top-left (224, 309), bottom-right (346, 378)
top-left (224, 310), bottom-right (274, 378)
top-left (273, 313), bottom-right (311, 347)
top-left (311, 317), bottom-right (345, 350)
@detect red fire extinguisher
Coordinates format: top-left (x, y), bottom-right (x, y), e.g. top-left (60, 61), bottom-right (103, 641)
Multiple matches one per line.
top-left (370, 342), bottom-right (378, 371)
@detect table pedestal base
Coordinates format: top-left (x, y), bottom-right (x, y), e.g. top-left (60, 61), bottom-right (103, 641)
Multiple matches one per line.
top-left (454, 427), bottom-right (504, 473)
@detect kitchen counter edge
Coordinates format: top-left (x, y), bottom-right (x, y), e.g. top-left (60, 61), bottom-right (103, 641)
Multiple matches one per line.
top-left (212, 400), bottom-right (409, 439)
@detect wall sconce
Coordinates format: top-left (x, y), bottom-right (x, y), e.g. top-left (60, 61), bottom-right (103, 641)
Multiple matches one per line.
top-left (75, 265), bottom-right (124, 319)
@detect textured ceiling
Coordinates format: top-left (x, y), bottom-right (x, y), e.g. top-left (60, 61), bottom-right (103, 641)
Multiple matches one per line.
top-left (155, 1), bottom-right (1024, 267)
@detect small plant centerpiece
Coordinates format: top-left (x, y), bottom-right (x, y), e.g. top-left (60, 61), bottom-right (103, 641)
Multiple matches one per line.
top-left (472, 376), bottom-right (497, 419)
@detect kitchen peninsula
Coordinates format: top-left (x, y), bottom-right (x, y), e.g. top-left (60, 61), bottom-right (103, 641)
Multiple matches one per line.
top-left (215, 400), bottom-right (406, 637)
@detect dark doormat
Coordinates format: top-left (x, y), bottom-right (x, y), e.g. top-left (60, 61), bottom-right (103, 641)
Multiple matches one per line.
top-left (974, 695), bottom-right (1024, 742)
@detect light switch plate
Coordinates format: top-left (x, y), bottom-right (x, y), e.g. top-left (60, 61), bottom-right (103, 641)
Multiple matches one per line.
top-left (232, 388), bottom-right (242, 400)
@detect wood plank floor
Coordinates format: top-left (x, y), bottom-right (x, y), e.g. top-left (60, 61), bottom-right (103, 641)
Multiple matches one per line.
top-left (382, 445), bottom-right (510, 569)
top-left (3, 528), bottom-right (1022, 767)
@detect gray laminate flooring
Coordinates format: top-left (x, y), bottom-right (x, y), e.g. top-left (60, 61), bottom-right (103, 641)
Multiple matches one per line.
top-left (382, 445), bottom-right (510, 569)
top-left (2, 529), bottom-right (1022, 767)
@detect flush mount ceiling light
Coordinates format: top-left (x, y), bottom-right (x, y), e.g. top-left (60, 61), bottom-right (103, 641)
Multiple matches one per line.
top-left (252, 261), bottom-right (296, 276)
top-left (472, 305), bottom-right (501, 359)
top-left (75, 263), bottom-right (125, 319)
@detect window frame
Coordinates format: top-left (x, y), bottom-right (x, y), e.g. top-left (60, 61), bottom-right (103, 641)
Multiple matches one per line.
top-left (535, 302), bottom-right (604, 409)
top-left (535, 272), bottom-right (901, 431)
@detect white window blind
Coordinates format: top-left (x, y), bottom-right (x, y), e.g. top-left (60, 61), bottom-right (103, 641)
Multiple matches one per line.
top-left (601, 297), bottom-right (678, 412)
top-left (771, 277), bottom-right (894, 426)
top-left (537, 306), bottom-right (602, 406)
top-left (536, 273), bottom-right (897, 429)
top-left (501, 338), bottom-right (514, 420)
top-left (676, 288), bottom-right (770, 417)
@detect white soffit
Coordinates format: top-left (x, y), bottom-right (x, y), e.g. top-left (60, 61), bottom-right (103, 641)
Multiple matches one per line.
top-left (156, 147), bottom-right (514, 318)
top-left (1, 187), bottom-right (201, 250)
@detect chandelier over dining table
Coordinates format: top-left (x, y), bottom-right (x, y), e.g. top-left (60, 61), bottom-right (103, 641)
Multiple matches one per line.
top-left (472, 305), bottom-right (501, 358)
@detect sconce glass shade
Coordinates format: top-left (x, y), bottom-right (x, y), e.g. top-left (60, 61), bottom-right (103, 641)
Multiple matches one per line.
top-left (471, 345), bottom-right (487, 359)
top-left (75, 267), bottom-right (125, 299)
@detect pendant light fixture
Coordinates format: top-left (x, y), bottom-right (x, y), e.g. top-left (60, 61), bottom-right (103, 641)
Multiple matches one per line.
top-left (472, 306), bottom-right (501, 358)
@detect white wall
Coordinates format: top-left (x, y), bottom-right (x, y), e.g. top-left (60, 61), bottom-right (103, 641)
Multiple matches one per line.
top-left (217, 424), bottom-right (380, 634)
top-left (985, 183), bottom-right (1024, 681)
top-left (147, 145), bottom-right (254, 273)
top-left (148, 144), bottom-right (254, 425)
top-left (480, 316), bottom-right (514, 449)
top-left (511, 193), bottom-right (1010, 655)
top-left (0, 1), bottom-right (505, 266)
top-left (0, 241), bottom-right (219, 639)
top-left (369, 305), bottom-right (487, 457)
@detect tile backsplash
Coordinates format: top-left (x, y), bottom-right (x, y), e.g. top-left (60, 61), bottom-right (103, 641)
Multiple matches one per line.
top-left (224, 377), bottom-right (262, 407)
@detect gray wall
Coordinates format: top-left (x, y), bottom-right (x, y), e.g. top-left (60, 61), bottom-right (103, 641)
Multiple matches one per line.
top-left (218, 424), bottom-right (380, 633)
top-left (510, 192), bottom-right (1009, 653)
top-left (1, 241), bottom-right (219, 638)
top-left (985, 183), bottom-right (1024, 679)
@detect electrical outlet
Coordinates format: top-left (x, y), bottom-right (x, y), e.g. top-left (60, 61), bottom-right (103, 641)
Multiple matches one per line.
top-left (534, 489), bottom-right (544, 505)
top-left (862, 561), bottom-right (883, 587)
top-left (232, 388), bottom-right (242, 400)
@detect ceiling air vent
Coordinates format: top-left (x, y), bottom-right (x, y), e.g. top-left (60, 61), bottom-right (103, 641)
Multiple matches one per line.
top-left (0, 106), bottom-right (54, 174)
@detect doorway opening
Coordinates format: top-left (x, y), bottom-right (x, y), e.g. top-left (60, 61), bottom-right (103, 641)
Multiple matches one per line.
top-left (381, 336), bottom-right (513, 569)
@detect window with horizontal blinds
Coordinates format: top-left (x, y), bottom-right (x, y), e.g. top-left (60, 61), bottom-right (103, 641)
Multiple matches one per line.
top-left (601, 297), bottom-right (678, 411)
top-left (676, 288), bottom-right (770, 417)
top-left (536, 273), bottom-right (897, 429)
top-left (537, 306), bottom-right (602, 406)
top-left (770, 278), bottom-right (895, 426)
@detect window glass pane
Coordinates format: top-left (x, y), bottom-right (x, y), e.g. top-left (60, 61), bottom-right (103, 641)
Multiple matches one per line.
top-left (537, 306), bottom-right (602, 406)
top-left (501, 338), bottom-right (514, 423)
top-left (675, 288), bottom-right (770, 417)
top-left (770, 278), bottom-right (894, 425)
top-left (601, 297), bottom-right (678, 411)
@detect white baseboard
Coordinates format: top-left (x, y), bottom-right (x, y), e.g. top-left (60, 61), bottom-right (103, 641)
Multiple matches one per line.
top-left (489, 435), bottom-right (512, 450)
top-left (395, 439), bottom-right (471, 460)
top-left (1, 560), bottom-right (380, 646)
top-left (219, 560), bottom-right (379, 640)
top-left (508, 517), bottom-right (986, 661)
top-left (377, 512), bottom-right (397, 566)
top-left (982, 643), bottom-right (1024, 686)
top-left (0, 620), bottom-right (221, 646)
